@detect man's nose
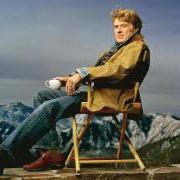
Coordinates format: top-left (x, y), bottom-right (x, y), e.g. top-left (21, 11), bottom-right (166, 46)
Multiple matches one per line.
top-left (117, 27), bottom-right (122, 33)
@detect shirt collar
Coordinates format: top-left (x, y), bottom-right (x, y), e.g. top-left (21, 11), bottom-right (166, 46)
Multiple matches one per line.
top-left (110, 42), bottom-right (122, 52)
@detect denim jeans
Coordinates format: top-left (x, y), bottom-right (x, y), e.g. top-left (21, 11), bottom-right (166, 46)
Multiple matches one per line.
top-left (1, 88), bottom-right (87, 165)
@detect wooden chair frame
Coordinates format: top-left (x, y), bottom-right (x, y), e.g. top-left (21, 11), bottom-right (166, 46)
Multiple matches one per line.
top-left (65, 82), bottom-right (145, 174)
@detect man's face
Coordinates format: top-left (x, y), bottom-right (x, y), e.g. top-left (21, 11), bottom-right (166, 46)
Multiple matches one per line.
top-left (113, 18), bottom-right (135, 43)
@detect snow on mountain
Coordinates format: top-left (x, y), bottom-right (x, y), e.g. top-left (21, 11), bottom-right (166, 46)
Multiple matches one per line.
top-left (0, 102), bottom-right (33, 141)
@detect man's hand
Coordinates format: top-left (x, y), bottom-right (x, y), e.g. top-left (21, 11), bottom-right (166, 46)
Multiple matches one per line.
top-left (52, 73), bottom-right (81, 95)
top-left (66, 73), bottom-right (81, 96)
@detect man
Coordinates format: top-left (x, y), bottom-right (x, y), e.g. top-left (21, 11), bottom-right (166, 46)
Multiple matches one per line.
top-left (0, 8), bottom-right (150, 174)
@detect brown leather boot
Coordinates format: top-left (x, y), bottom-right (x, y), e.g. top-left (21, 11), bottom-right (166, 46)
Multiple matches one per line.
top-left (23, 150), bottom-right (66, 171)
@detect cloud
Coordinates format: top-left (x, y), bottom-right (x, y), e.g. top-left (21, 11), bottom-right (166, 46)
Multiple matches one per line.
top-left (0, 78), bottom-right (43, 106)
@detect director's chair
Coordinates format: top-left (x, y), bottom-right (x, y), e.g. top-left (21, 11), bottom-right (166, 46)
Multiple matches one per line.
top-left (65, 82), bottom-right (145, 174)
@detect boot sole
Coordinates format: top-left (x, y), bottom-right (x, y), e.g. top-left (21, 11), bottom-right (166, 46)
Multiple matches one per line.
top-left (23, 164), bottom-right (64, 171)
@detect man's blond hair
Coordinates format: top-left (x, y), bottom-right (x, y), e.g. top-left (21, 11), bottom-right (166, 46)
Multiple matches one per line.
top-left (111, 9), bottom-right (143, 33)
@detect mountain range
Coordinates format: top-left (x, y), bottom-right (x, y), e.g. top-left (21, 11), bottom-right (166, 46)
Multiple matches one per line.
top-left (0, 102), bottom-right (179, 166)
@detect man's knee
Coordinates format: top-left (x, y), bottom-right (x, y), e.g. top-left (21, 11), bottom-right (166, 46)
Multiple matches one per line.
top-left (33, 89), bottom-right (67, 108)
top-left (34, 89), bottom-right (52, 108)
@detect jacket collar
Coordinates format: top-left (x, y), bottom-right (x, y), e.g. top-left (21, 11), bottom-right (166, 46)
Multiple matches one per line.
top-left (131, 33), bottom-right (144, 42)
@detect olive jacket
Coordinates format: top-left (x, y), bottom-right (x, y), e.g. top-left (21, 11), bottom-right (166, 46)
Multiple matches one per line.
top-left (83, 34), bottom-right (150, 120)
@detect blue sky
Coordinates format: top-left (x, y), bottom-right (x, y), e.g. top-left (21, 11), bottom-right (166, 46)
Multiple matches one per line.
top-left (0, 0), bottom-right (179, 116)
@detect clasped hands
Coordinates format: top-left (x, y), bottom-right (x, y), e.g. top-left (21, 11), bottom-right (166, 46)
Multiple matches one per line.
top-left (53, 73), bottom-right (81, 96)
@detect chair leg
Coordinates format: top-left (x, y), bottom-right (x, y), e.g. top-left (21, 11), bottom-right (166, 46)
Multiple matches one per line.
top-left (72, 117), bottom-right (80, 174)
top-left (67, 112), bottom-right (145, 172)
top-left (124, 132), bottom-right (145, 170)
top-left (65, 114), bottom-right (93, 167)
top-left (115, 112), bottom-right (127, 168)
top-left (117, 112), bottom-right (127, 159)
top-left (113, 114), bottom-right (145, 170)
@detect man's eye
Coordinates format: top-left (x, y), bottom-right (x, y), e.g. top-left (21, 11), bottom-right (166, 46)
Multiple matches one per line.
top-left (121, 25), bottom-right (128, 28)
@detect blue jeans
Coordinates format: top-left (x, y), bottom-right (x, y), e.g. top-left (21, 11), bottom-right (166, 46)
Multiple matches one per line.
top-left (1, 88), bottom-right (87, 165)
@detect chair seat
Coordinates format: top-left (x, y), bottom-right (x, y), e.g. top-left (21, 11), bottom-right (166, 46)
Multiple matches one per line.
top-left (80, 102), bottom-right (142, 114)
top-left (81, 106), bottom-right (121, 114)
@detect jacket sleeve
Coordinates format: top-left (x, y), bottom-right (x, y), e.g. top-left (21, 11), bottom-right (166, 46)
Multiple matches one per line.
top-left (87, 41), bottom-right (143, 81)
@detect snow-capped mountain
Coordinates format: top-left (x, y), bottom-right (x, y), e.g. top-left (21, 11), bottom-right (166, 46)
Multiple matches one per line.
top-left (0, 102), bottom-right (180, 152)
top-left (0, 102), bottom-right (33, 142)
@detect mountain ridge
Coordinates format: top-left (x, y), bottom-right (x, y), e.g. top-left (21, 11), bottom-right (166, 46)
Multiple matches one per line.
top-left (0, 102), bottom-right (179, 160)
